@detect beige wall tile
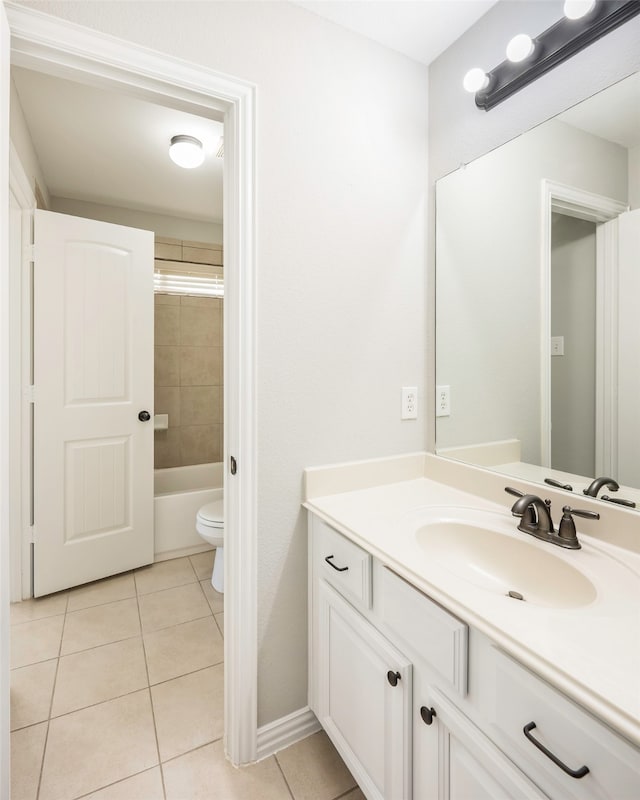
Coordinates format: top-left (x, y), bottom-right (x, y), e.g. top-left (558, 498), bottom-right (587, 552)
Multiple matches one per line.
top-left (52, 637), bottom-right (148, 717)
top-left (154, 242), bottom-right (182, 260)
top-left (11, 722), bottom-right (47, 800)
top-left (180, 386), bottom-right (220, 426)
top-left (180, 425), bottom-right (220, 465)
top-left (61, 598), bottom-right (140, 655)
top-left (10, 660), bottom-right (57, 731)
top-left (154, 305), bottom-right (180, 346)
top-left (134, 556), bottom-right (196, 596)
top-left (138, 583), bottom-right (210, 633)
top-left (154, 293), bottom-right (180, 306)
top-left (154, 386), bottom-right (181, 426)
top-left (180, 295), bottom-right (222, 309)
top-left (154, 428), bottom-right (181, 469)
top-left (67, 573), bottom-right (136, 612)
top-left (179, 347), bottom-right (220, 387)
top-left (11, 615), bottom-right (65, 668)
top-left (155, 236), bottom-right (182, 246)
top-left (163, 740), bottom-right (292, 800)
top-left (39, 690), bottom-right (158, 800)
top-left (82, 768), bottom-right (164, 800)
top-left (154, 346), bottom-right (179, 386)
top-left (182, 239), bottom-right (220, 250)
top-left (180, 306), bottom-right (218, 346)
top-left (275, 730), bottom-right (357, 800)
top-left (143, 616), bottom-right (223, 685)
top-left (151, 664), bottom-right (224, 761)
top-left (182, 246), bottom-right (222, 265)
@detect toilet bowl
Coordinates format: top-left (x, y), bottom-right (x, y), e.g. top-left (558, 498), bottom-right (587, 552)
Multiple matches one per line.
top-left (196, 498), bottom-right (224, 593)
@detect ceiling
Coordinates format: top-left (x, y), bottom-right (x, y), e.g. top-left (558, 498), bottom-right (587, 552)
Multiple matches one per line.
top-left (291, 1), bottom-right (499, 65)
top-left (11, 3), bottom-right (637, 226)
top-left (11, 1), bottom-right (498, 224)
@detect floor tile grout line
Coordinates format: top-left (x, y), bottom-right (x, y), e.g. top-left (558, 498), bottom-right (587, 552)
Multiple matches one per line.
top-left (69, 766), bottom-right (161, 800)
top-left (148, 659), bottom-right (224, 690)
top-left (273, 752), bottom-right (297, 800)
top-left (158, 734), bottom-right (225, 768)
top-left (135, 576), bottom-right (168, 800)
top-left (35, 590), bottom-right (69, 800)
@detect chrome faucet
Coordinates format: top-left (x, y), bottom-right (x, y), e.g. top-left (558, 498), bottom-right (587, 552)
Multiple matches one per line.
top-left (583, 476), bottom-right (619, 498)
top-left (505, 488), bottom-right (599, 550)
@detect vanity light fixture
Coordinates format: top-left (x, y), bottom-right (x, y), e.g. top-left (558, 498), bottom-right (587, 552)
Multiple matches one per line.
top-left (169, 134), bottom-right (205, 169)
top-left (463, 67), bottom-right (489, 93)
top-left (505, 33), bottom-right (534, 63)
top-left (563, 0), bottom-right (596, 20)
top-left (471, 0), bottom-right (640, 111)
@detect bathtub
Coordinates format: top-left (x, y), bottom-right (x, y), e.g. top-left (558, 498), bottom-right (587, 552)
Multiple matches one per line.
top-left (154, 462), bottom-right (224, 559)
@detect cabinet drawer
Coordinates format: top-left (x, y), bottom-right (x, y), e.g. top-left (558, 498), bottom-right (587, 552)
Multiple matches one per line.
top-left (378, 566), bottom-right (467, 695)
top-left (490, 648), bottom-right (640, 799)
top-left (314, 519), bottom-right (372, 609)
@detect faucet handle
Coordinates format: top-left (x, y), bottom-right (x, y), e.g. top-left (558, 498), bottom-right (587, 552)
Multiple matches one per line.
top-left (505, 486), bottom-right (525, 498)
top-left (557, 505), bottom-right (600, 549)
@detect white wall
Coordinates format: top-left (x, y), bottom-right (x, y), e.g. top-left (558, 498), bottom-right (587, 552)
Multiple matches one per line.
top-left (435, 120), bottom-right (626, 463)
top-left (51, 196), bottom-right (222, 244)
top-left (9, 77), bottom-right (50, 206)
top-left (629, 144), bottom-right (640, 210)
top-left (21, 0), bottom-right (429, 726)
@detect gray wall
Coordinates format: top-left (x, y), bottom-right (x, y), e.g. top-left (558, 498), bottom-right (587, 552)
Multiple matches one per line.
top-left (428, 0), bottom-right (640, 450)
top-left (551, 215), bottom-right (597, 476)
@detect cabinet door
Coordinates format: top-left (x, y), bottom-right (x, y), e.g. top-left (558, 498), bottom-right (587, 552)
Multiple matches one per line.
top-left (317, 580), bottom-right (412, 800)
top-left (416, 688), bottom-right (548, 800)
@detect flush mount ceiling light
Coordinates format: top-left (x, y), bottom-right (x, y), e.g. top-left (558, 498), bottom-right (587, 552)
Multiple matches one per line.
top-left (469, 0), bottom-right (640, 111)
top-left (169, 135), bottom-right (205, 169)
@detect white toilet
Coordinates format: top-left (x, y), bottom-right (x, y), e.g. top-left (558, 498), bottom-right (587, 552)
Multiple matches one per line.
top-left (196, 498), bottom-right (224, 593)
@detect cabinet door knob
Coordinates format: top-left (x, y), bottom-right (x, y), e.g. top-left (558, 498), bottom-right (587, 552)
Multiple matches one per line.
top-left (523, 722), bottom-right (589, 779)
top-left (387, 670), bottom-right (401, 687)
top-left (420, 706), bottom-right (437, 725)
top-left (138, 410), bottom-right (151, 422)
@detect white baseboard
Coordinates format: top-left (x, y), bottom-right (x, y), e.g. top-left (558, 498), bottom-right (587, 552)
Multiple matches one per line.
top-left (256, 706), bottom-right (321, 761)
top-left (154, 543), bottom-right (213, 563)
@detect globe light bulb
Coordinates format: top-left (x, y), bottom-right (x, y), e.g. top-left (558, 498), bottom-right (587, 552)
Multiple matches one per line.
top-left (506, 33), bottom-right (534, 63)
top-left (463, 68), bottom-right (489, 93)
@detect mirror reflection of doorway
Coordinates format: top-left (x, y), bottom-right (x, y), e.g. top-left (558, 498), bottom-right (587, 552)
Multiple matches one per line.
top-left (550, 213), bottom-right (597, 476)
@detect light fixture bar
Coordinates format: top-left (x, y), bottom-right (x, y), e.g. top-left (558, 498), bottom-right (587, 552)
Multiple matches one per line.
top-left (475, 0), bottom-right (640, 111)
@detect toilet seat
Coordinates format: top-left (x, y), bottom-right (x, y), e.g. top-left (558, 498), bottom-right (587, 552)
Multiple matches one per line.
top-left (197, 500), bottom-right (223, 527)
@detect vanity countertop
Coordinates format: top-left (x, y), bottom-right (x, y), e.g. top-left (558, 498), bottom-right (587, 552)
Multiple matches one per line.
top-left (304, 470), bottom-right (640, 749)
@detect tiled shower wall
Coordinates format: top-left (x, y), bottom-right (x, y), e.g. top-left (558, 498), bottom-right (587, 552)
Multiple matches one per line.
top-left (154, 238), bottom-right (223, 469)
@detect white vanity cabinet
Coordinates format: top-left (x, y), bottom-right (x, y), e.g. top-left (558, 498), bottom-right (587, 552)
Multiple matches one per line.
top-left (308, 513), bottom-right (639, 800)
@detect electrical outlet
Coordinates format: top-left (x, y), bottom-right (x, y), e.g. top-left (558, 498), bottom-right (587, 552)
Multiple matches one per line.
top-left (401, 386), bottom-right (418, 420)
top-left (551, 336), bottom-right (564, 356)
top-left (436, 385), bottom-right (450, 417)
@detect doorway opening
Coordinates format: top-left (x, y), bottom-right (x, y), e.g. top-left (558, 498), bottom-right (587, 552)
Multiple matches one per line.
top-left (4, 3), bottom-right (258, 767)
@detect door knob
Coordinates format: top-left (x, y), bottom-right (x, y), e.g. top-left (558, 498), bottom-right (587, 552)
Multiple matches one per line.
top-left (138, 410), bottom-right (151, 422)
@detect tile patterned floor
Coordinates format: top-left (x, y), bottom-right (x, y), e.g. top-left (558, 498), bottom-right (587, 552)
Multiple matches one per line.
top-left (10, 553), bottom-right (364, 800)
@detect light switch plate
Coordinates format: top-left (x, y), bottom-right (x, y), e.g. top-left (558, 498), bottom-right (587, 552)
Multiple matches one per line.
top-left (551, 336), bottom-right (564, 356)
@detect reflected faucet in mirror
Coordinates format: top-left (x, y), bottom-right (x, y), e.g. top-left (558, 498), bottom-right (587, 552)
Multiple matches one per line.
top-left (435, 71), bottom-right (640, 512)
top-left (583, 476), bottom-right (619, 498)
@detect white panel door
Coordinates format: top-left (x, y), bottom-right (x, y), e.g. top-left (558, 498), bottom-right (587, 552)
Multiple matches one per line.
top-left (617, 208), bottom-right (640, 489)
top-left (33, 210), bottom-right (154, 596)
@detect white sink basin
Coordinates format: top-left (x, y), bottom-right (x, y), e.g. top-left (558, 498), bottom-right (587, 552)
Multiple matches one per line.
top-left (414, 507), bottom-right (597, 608)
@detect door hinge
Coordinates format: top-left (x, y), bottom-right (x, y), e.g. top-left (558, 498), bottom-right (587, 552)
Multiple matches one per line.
top-left (26, 525), bottom-right (35, 544)
top-left (24, 385), bottom-right (35, 403)
top-left (25, 244), bottom-right (35, 263)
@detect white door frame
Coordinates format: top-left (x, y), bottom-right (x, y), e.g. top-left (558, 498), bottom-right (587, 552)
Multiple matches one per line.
top-left (540, 180), bottom-right (628, 470)
top-left (3, 1), bottom-right (258, 766)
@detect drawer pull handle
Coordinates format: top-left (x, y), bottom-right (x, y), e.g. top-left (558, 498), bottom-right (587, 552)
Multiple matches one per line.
top-left (387, 670), bottom-right (401, 687)
top-left (420, 706), bottom-right (437, 725)
top-left (324, 555), bottom-right (349, 572)
top-left (523, 722), bottom-right (589, 779)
